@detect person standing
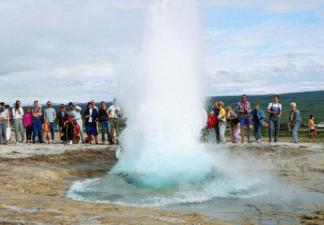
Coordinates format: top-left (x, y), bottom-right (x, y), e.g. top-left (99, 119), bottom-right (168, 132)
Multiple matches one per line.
top-left (57, 104), bottom-right (68, 141)
top-left (226, 106), bottom-right (241, 143)
top-left (44, 101), bottom-right (56, 142)
top-left (236, 95), bottom-right (252, 143)
top-left (251, 103), bottom-right (265, 143)
top-left (67, 102), bottom-right (84, 143)
top-left (32, 100), bottom-right (43, 143)
top-left (108, 98), bottom-right (122, 145)
top-left (61, 115), bottom-right (74, 144)
top-left (289, 102), bottom-right (301, 143)
top-left (23, 108), bottom-right (33, 144)
top-left (99, 101), bottom-right (111, 144)
top-left (207, 111), bottom-right (217, 144)
top-left (213, 101), bottom-right (221, 143)
top-left (267, 95), bottom-right (282, 143)
top-left (5, 104), bottom-right (12, 143)
top-left (12, 100), bottom-right (25, 143)
top-left (0, 102), bottom-right (9, 145)
top-left (217, 101), bottom-right (227, 144)
top-left (84, 102), bottom-right (99, 144)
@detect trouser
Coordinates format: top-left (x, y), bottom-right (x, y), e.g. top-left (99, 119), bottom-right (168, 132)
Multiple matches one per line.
top-left (32, 119), bottom-right (43, 143)
top-left (218, 121), bottom-right (227, 144)
top-left (49, 122), bottom-right (55, 141)
top-left (76, 119), bottom-right (84, 142)
top-left (26, 126), bottom-right (33, 141)
top-left (0, 120), bottom-right (7, 143)
top-left (214, 123), bottom-right (220, 143)
top-left (269, 116), bottom-right (280, 142)
top-left (253, 123), bottom-right (262, 140)
top-left (110, 118), bottom-right (120, 138)
top-left (207, 128), bottom-right (216, 144)
top-left (100, 121), bottom-right (111, 143)
top-left (14, 119), bottom-right (25, 142)
top-left (64, 124), bottom-right (73, 142)
top-left (292, 121), bottom-right (301, 143)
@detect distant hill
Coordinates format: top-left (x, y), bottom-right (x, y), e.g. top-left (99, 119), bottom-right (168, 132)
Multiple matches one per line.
top-left (207, 90), bottom-right (324, 124)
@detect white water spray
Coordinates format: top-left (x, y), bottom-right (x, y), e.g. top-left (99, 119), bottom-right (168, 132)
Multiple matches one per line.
top-left (113, 0), bottom-right (214, 188)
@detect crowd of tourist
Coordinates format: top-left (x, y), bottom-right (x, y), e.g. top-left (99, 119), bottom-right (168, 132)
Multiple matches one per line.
top-left (0, 95), bottom-right (319, 146)
top-left (206, 94), bottom-right (318, 144)
top-left (0, 99), bottom-right (122, 145)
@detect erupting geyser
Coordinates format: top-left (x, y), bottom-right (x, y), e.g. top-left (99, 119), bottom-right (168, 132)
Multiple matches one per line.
top-left (113, 0), bottom-right (213, 188)
top-left (68, 0), bottom-right (262, 207)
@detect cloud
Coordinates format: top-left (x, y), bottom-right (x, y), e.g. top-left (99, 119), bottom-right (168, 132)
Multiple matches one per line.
top-left (201, 0), bottom-right (324, 13)
top-left (207, 61), bottom-right (324, 96)
top-left (0, 0), bottom-right (323, 104)
top-left (0, 0), bottom-right (148, 104)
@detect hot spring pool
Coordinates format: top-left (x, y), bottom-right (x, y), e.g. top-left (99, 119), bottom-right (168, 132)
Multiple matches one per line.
top-left (66, 146), bottom-right (324, 224)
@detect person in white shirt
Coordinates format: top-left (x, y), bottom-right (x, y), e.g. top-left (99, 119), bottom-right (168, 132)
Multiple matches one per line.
top-left (12, 100), bottom-right (25, 143)
top-left (267, 95), bottom-right (282, 143)
top-left (67, 102), bottom-right (84, 143)
top-left (108, 98), bottom-right (122, 144)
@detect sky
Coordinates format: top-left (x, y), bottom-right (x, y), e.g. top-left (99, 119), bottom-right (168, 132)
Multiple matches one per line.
top-left (0, 0), bottom-right (324, 103)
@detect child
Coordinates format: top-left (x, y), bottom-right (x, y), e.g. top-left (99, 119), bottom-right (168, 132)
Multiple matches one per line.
top-left (226, 106), bottom-right (241, 143)
top-left (63, 116), bottom-right (74, 144)
top-left (5, 105), bottom-right (11, 143)
top-left (73, 120), bottom-right (81, 144)
top-left (23, 108), bottom-right (33, 144)
top-left (309, 115), bottom-right (317, 138)
top-left (42, 119), bottom-right (51, 144)
top-left (217, 101), bottom-right (226, 144)
top-left (251, 103), bottom-right (265, 143)
top-left (207, 111), bottom-right (217, 144)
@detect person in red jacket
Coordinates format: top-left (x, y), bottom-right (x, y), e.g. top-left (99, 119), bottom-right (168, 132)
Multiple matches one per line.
top-left (207, 111), bottom-right (217, 144)
top-left (73, 120), bottom-right (81, 144)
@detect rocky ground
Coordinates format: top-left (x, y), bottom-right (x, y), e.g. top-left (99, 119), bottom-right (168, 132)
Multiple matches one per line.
top-left (0, 143), bottom-right (323, 225)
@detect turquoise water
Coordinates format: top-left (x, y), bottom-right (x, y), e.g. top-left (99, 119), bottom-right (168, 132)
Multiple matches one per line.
top-left (67, 147), bottom-right (324, 224)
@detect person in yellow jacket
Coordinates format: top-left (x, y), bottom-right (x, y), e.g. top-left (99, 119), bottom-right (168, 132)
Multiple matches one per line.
top-left (217, 101), bottom-right (227, 144)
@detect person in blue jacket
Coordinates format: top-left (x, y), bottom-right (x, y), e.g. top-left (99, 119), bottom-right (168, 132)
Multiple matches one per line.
top-left (251, 103), bottom-right (265, 143)
top-left (84, 102), bottom-right (99, 144)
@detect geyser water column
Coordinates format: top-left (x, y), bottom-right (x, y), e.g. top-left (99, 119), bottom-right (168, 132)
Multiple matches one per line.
top-left (114, 0), bottom-right (213, 188)
top-left (67, 0), bottom-right (263, 207)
